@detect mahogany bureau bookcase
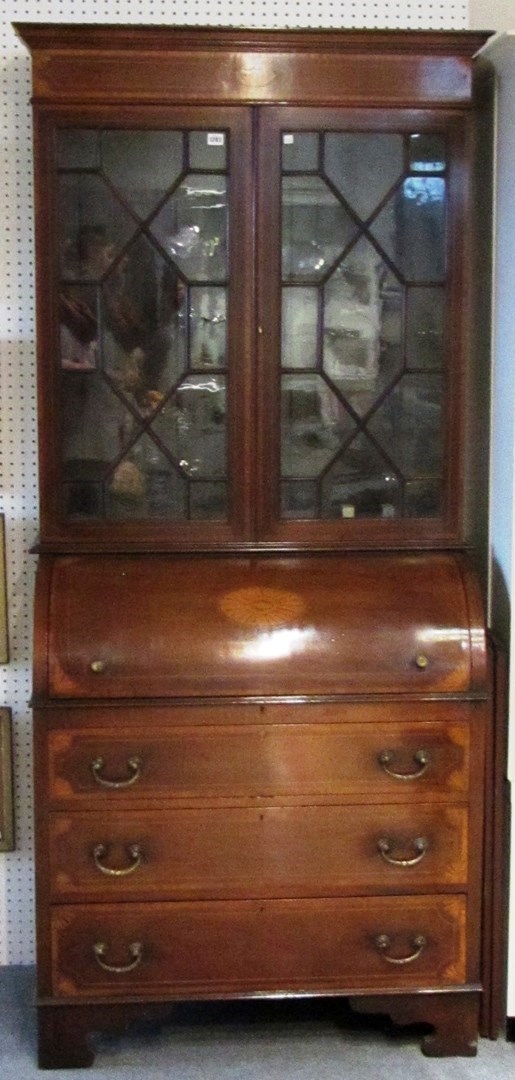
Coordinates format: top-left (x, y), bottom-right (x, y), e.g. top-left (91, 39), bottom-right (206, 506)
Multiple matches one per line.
top-left (14, 24), bottom-right (501, 1068)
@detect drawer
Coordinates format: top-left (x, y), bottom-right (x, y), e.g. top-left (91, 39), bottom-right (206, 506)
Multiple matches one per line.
top-left (47, 716), bottom-right (471, 806)
top-left (50, 895), bottom-right (467, 998)
top-left (44, 553), bottom-right (486, 698)
top-left (48, 803), bottom-right (469, 901)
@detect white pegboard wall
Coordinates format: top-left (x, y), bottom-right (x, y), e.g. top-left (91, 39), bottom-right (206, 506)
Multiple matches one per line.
top-left (0, 0), bottom-right (469, 966)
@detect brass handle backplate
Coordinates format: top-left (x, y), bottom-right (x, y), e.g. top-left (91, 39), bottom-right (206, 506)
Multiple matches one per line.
top-left (378, 748), bottom-right (429, 781)
top-left (93, 941), bottom-right (143, 974)
top-left (90, 756), bottom-right (142, 789)
top-left (377, 836), bottom-right (428, 867)
top-left (92, 842), bottom-right (143, 877)
top-left (375, 933), bottom-right (427, 965)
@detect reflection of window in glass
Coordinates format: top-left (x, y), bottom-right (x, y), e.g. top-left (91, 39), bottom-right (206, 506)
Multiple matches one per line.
top-left (409, 134), bottom-right (446, 174)
top-left (396, 178), bottom-right (446, 282)
top-left (372, 177), bottom-right (446, 282)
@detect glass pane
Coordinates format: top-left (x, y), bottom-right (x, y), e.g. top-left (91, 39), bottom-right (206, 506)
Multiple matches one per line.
top-left (190, 481), bottom-right (227, 519)
top-left (368, 374), bottom-right (444, 477)
top-left (406, 287), bottom-right (445, 370)
top-left (409, 134), bottom-right (446, 173)
top-left (321, 434), bottom-right (401, 519)
top-left (371, 178), bottom-right (446, 282)
top-left (58, 129), bottom-right (100, 169)
top-left (57, 128), bottom-right (232, 523)
top-left (282, 133), bottom-right (319, 171)
top-left (282, 287), bottom-right (319, 369)
top-left (323, 238), bottom-right (403, 416)
top-left (100, 235), bottom-right (187, 412)
top-left (64, 481), bottom-right (103, 520)
top-left (106, 434), bottom-right (187, 520)
top-left (281, 480), bottom-right (319, 519)
top-left (189, 131), bottom-right (227, 170)
top-left (324, 133), bottom-right (404, 221)
top-left (189, 286), bottom-right (227, 368)
top-left (60, 285), bottom-right (99, 370)
top-left (151, 375), bottom-right (227, 479)
top-left (277, 127), bottom-right (450, 526)
top-left (405, 479), bottom-right (442, 518)
top-left (150, 174), bottom-right (228, 282)
top-left (101, 131), bottom-right (184, 219)
top-left (62, 370), bottom-right (132, 476)
top-left (281, 373), bottom-right (356, 478)
top-left (58, 174), bottom-right (138, 279)
top-left (282, 176), bottom-right (357, 282)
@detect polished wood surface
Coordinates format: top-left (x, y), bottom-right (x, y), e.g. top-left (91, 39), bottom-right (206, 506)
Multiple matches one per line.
top-left (50, 895), bottom-right (467, 998)
top-left (21, 24), bottom-right (498, 1066)
top-left (349, 991), bottom-right (480, 1057)
top-left (37, 1001), bottom-right (177, 1069)
top-left (48, 803), bottom-right (468, 901)
top-left (15, 26), bottom-right (490, 108)
top-left (46, 707), bottom-right (474, 806)
top-left (45, 553), bottom-right (487, 698)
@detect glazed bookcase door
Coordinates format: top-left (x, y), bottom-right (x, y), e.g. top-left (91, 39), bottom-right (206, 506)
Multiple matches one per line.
top-left (34, 106), bottom-right (255, 550)
top-left (256, 107), bottom-right (471, 548)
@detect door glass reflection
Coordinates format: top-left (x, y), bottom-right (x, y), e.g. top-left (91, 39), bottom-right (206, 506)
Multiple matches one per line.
top-left (279, 125), bottom-right (448, 521)
top-left (57, 128), bottom-right (230, 522)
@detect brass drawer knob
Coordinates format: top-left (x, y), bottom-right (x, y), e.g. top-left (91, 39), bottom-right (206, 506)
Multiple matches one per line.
top-left (92, 843), bottom-right (143, 877)
top-left (90, 660), bottom-right (106, 674)
top-left (414, 653), bottom-right (429, 670)
top-left (90, 756), bottom-right (142, 789)
top-left (377, 836), bottom-right (428, 867)
top-left (93, 941), bottom-right (143, 974)
top-left (375, 933), bottom-right (427, 965)
top-left (378, 748), bottom-right (429, 781)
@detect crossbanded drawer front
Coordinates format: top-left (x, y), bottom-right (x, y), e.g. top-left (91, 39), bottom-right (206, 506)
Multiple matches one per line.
top-left (50, 895), bottom-right (467, 998)
top-left (48, 719), bottom-right (471, 805)
top-left (48, 804), bottom-right (468, 901)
